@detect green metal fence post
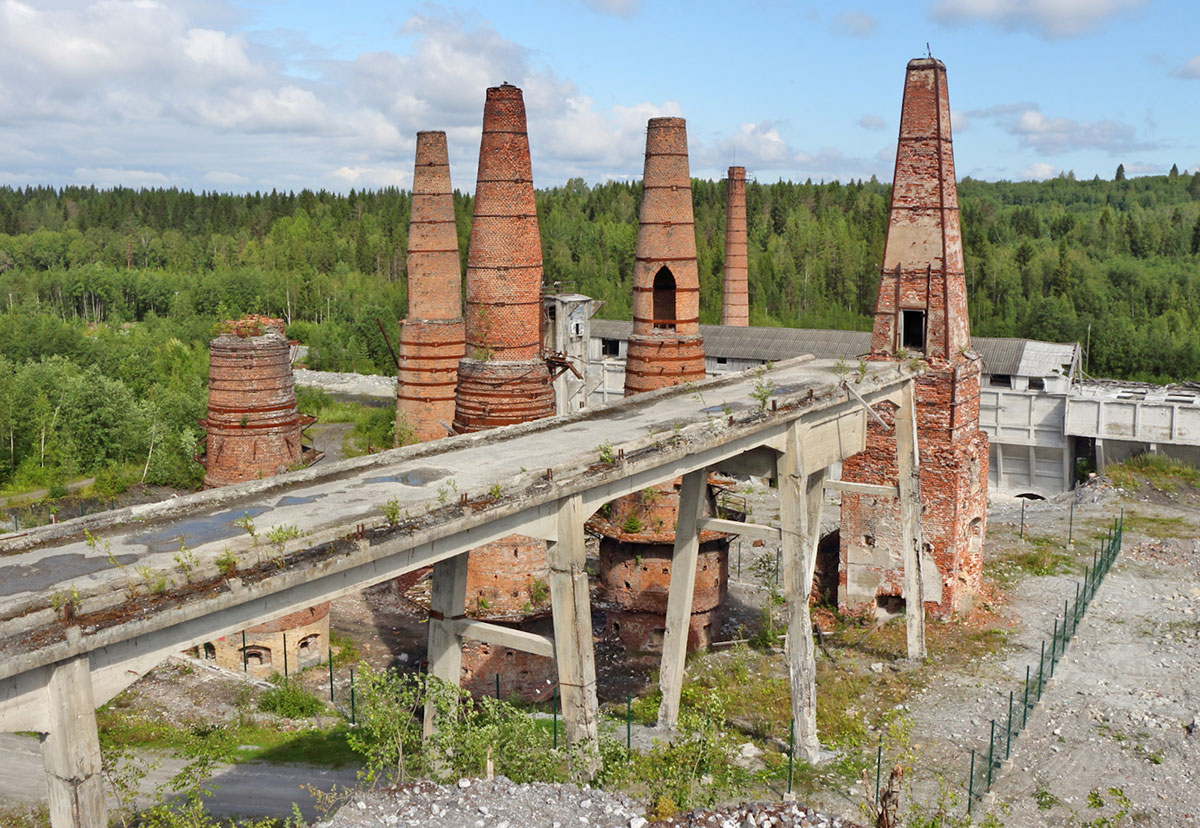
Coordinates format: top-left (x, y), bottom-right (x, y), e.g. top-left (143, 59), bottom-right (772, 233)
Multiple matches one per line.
top-left (328, 646), bottom-right (335, 702)
top-left (787, 718), bottom-right (794, 795)
top-left (875, 733), bottom-right (883, 804)
top-left (553, 686), bottom-right (558, 750)
top-left (1006, 691), bottom-right (1014, 759)
top-left (1063, 599), bottom-right (1070, 640)
top-left (986, 720), bottom-right (996, 789)
top-left (1022, 666), bottom-right (1031, 727)
top-left (242, 630), bottom-right (247, 672)
top-left (626, 692), bottom-right (632, 757)
top-left (349, 667), bottom-right (356, 724)
top-left (967, 750), bottom-right (976, 814)
top-left (1051, 619), bottom-right (1059, 672)
top-left (1068, 498), bottom-right (1075, 546)
top-left (283, 632), bottom-right (288, 678)
top-left (1037, 641), bottom-right (1045, 698)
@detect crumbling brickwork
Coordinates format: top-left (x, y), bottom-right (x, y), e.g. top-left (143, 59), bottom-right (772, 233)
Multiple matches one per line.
top-left (199, 316), bottom-right (318, 489)
top-left (839, 58), bottom-right (989, 618)
top-left (721, 166), bottom-right (749, 327)
top-left (397, 131), bottom-right (465, 444)
top-left (451, 84), bottom-right (555, 697)
top-left (208, 592), bottom-right (331, 678)
top-left (624, 117), bottom-right (706, 395)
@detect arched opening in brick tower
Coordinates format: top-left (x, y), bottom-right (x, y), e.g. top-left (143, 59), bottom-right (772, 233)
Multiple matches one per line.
top-left (652, 267), bottom-right (677, 330)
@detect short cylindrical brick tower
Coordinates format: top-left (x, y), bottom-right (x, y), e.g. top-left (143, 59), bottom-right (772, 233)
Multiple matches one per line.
top-left (199, 316), bottom-right (319, 488)
top-left (839, 58), bottom-right (989, 619)
top-left (452, 84), bottom-right (555, 699)
top-left (592, 117), bottom-right (729, 654)
top-left (396, 131), bottom-right (465, 444)
top-left (720, 166), bottom-right (749, 327)
top-left (624, 117), bottom-right (705, 395)
top-left (454, 83), bottom-right (554, 432)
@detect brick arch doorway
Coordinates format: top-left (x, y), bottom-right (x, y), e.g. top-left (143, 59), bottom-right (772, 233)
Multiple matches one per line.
top-left (653, 266), bottom-right (676, 329)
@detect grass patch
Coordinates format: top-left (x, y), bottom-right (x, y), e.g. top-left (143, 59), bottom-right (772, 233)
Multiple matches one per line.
top-left (97, 707), bottom-right (359, 768)
top-left (295, 386), bottom-right (361, 424)
top-left (1107, 454), bottom-right (1200, 491)
top-left (0, 801), bottom-right (49, 828)
top-left (1111, 511), bottom-right (1195, 539)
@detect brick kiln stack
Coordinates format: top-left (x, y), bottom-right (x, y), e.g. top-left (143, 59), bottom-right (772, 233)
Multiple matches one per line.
top-left (453, 84), bottom-right (556, 699)
top-left (720, 166), bottom-right (749, 327)
top-left (838, 58), bottom-right (989, 618)
top-left (396, 131), bottom-right (466, 444)
top-left (593, 118), bottom-right (729, 654)
top-left (198, 315), bottom-right (327, 678)
top-left (199, 316), bottom-right (319, 488)
top-left (623, 117), bottom-right (706, 395)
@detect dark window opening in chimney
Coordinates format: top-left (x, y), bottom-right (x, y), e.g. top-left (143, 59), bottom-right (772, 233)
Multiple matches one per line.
top-left (901, 310), bottom-right (926, 351)
top-left (653, 267), bottom-right (677, 330)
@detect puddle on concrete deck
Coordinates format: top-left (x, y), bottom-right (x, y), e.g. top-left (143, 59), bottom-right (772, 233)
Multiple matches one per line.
top-left (0, 552), bottom-right (138, 596)
top-left (133, 506), bottom-right (271, 555)
top-left (276, 494), bottom-right (321, 507)
top-left (360, 467), bottom-right (450, 488)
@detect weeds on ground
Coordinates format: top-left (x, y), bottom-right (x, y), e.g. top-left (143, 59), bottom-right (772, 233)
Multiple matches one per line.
top-left (257, 675), bottom-right (326, 718)
top-left (0, 801), bottom-right (49, 828)
top-left (1106, 454), bottom-right (1200, 491)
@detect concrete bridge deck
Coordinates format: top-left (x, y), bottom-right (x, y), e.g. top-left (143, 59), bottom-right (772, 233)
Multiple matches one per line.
top-left (0, 355), bottom-right (923, 828)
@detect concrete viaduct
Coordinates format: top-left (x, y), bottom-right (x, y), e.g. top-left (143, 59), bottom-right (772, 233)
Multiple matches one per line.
top-left (0, 356), bottom-right (926, 828)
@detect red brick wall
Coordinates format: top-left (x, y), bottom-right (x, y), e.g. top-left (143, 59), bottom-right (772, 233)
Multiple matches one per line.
top-left (840, 58), bottom-right (988, 618)
top-left (464, 534), bottom-right (551, 618)
top-left (201, 321), bottom-right (308, 488)
top-left (624, 117), bottom-right (705, 395)
top-left (397, 130), bottom-right (465, 444)
top-left (721, 166), bottom-right (749, 327)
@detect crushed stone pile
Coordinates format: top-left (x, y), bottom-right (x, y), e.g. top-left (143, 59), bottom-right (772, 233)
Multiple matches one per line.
top-left (314, 776), bottom-right (645, 828)
top-left (647, 802), bottom-right (865, 827)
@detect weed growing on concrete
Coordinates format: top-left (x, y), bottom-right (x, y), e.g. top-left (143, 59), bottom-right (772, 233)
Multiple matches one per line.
top-left (597, 439), bottom-right (616, 464)
top-left (173, 540), bottom-right (197, 582)
top-left (135, 565), bottom-right (168, 594)
top-left (750, 367), bottom-right (776, 412)
top-left (622, 514), bottom-right (644, 533)
top-left (489, 482), bottom-right (504, 499)
top-left (49, 585), bottom-right (81, 621)
top-left (382, 496), bottom-right (401, 525)
top-left (528, 578), bottom-right (549, 605)
top-left (233, 513), bottom-right (257, 542)
top-left (215, 547), bottom-right (238, 578)
top-left (856, 358), bottom-right (869, 384)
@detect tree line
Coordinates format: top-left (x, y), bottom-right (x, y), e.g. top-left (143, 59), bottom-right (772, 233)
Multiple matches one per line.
top-left (1, 170), bottom-right (1198, 492)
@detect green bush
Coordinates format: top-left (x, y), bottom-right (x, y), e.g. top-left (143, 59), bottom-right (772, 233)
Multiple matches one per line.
top-left (257, 676), bottom-right (325, 719)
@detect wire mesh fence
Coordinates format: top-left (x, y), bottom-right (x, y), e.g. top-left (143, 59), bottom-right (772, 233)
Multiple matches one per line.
top-left (964, 512), bottom-right (1124, 813)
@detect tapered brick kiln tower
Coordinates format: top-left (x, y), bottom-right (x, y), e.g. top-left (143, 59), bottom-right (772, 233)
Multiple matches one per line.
top-left (839, 58), bottom-right (989, 618)
top-left (721, 166), bottom-right (749, 327)
top-left (198, 315), bottom-right (327, 678)
top-left (624, 117), bottom-right (706, 395)
top-left (453, 84), bottom-right (556, 699)
top-left (396, 131), bottom-right (465, 443)
top-left (199, 316), bottom-right (320, 488)
top-left (454, 83), bottom-right (554, 431)
top-left (593, 118), bottom-right (729, 653)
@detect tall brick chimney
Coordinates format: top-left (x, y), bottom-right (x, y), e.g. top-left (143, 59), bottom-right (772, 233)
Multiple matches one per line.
top-left (396, 131), bottom-right (465, 444)
top-left (199, 316), bottom-right (319, 488)
top-left (592, 118), bottom-right (729, 655)
top-left (624, 117), bottom-right (705, 395)
top-left (839, 58), bottom-right (989, 618)
top-left (720, 166), bottom-right (749, 327)
top-left (453, 84), bottom-right (556, 699)
top-left (453, 83), bottom-right (554, 432)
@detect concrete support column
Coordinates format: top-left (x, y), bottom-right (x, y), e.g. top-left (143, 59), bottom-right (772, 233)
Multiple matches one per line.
top-left (895, 381), bottom-right (927, 659)
top-left (41, 655), bottom-right (106, 828)
top-left (547, 493), bottom-right (600, 775)
top-left (778, 422), bottom-right (828, 763)
top-left (655, 468), bottom-right (706, 730)
top-left (423, 553), bottom-right (468, 738)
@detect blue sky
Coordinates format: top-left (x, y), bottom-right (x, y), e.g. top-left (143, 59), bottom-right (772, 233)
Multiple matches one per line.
top-left (1, 0), bottom-right (1197, 193)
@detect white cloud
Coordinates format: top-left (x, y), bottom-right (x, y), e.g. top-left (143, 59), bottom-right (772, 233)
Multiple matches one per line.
top-left (858, 114), bottom-right (885, 130)
top-left (74, 167), bottom-right (172, 187)
top-left (203, 170), bottom-right (250, 187)
top-left (930, 0), bottom-right (1147, 38)
top-left (834, 11), bottom-right (877, 36)
top-left (707, 121), bottom-right (890, 181)
top-left (951, 110), bottom-right (969, 132)
top-left (969, 102), bottom-right (1148, 155)
top-left (1021, 162), bottom-right (1059, 180)
top-left (1171, 55), bottom-right (1200, 79)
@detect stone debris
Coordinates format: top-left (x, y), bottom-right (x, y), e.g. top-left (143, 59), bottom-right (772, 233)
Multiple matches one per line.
top-left (313, 777), bottom-right (643, 828)
top-left (647, 802), bottom-right (865, 827)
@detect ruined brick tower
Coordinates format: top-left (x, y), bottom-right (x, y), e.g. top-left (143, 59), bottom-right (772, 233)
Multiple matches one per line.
top-left (396, 131), bottom-right (465, 444)
top-left (454, 84), bottom-right (556, 698)
top-left (593, 118), bottom-right (729, 653)
top-left (454, 83), bottom-right (554, 432)
top-left (721, 166), bottom-right (749, 327)
top-left (839, 58), bottom-right (989, 618)
top-left (199, 316), bottom-right (320, 488)
top-left (624, 117), bottom-right (706, 395)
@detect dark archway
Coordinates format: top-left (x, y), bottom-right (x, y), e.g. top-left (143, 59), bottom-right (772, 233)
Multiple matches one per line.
top-left (652, 267), bottom-right (676, 330)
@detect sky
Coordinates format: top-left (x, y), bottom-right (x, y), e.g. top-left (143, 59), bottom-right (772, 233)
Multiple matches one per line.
top-left (1, 0), bottom-right (1198, 194)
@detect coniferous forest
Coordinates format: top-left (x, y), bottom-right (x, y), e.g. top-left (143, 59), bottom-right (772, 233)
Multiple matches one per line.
top-left (1, 169), bottom-right (1199, 493)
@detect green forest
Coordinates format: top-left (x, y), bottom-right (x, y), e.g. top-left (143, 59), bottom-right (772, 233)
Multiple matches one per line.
top-left (1, 167), bottom-right (1198, 496)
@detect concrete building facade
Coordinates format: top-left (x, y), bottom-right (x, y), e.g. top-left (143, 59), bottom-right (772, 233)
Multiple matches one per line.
top-left (396, 131), bottom-right (466, 444)
top-left (839, 57), bottom-right (989, 618)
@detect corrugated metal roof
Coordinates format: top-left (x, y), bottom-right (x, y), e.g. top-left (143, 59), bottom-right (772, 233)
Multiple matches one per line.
top-left (589, 320), bottom-right (1078, 379)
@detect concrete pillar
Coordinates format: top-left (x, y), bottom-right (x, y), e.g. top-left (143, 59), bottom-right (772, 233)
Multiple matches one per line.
top-left (41, 655), bottom-right (106, 828)
top-left (895, 382), bottom-right (927, 659)
top-left (547, 493), bottom-right (600, 775)
top-left (655, 468), bottom-right (706, 730)
top-left (423, 553), bottom-right (469, 738)
top-left (778, 422), bottom-right (828, 763)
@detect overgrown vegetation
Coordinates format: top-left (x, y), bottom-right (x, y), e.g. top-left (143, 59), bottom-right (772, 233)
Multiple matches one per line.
top-left (257, 676), bottom-right (326, 719)
top-left (1106, 453), bottom-right (1200, 492)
